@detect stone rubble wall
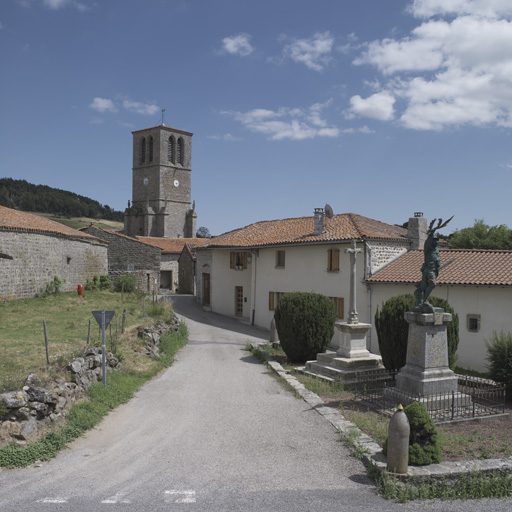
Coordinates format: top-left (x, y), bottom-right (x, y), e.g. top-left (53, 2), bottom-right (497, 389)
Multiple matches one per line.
top-left (0, 230), bottom-right (107, 300)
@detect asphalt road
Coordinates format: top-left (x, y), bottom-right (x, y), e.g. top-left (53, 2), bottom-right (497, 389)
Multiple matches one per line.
top-left (1, 295), bottom-right (512, 511)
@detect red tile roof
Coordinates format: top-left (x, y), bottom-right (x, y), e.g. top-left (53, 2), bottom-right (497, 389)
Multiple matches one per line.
top-left (0, 206), bottom-right (105, 244)
top-left (366, 249), bottom-right (512, 286)
top-left (207, 213), bottom-right (408, 248)
top-left (136, 236), bottom-right (210, 254)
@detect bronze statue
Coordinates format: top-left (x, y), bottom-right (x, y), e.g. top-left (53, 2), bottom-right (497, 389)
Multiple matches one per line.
top-left (413, 216), bottom-right (453, 312)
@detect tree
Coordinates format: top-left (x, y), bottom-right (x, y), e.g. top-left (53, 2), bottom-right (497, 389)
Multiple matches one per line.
top-left (448, 219), bottom-right (512, 250)
top-left (196, 226), bottom-right (211, 238)
top-left (375, 294), bottom-right (459, 371)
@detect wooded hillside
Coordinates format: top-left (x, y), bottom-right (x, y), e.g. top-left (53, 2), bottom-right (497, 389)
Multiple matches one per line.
top-left (0, 178), bottom-right (123, 221)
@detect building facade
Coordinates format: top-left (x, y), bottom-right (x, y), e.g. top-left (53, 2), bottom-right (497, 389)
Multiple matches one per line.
top-left (124, 124), bottom-right (196, 238)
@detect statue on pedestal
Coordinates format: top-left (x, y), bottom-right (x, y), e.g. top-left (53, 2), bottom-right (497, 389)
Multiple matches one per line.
top-left (413, 216), bottom-right (453, 313)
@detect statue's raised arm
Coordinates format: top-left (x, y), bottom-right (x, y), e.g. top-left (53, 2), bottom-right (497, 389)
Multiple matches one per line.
top-left (413, 216), bottom-right (453, 313)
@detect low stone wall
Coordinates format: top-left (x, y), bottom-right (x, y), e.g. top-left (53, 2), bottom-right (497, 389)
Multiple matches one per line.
top-left (0, 347), bottom-right (121, 445)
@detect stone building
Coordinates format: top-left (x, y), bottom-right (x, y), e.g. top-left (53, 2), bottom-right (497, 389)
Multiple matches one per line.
top-left (0, 206), bottom-right (107, 300)
top-left (136, 236), bottom-right (209, 293)
top-left (81, 226), bottom-right (161, 294)
top-left (124, 123), bottom-right (197, 238)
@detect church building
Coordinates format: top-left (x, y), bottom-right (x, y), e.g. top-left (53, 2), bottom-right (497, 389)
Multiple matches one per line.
top-left (124, 123), bottom-right (196, 238)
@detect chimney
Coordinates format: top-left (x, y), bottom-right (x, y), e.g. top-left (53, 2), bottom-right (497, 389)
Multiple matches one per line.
top-left (407, 212), bottom-right (427, 250)
top-left (314, 208), bottom-right (324, 235)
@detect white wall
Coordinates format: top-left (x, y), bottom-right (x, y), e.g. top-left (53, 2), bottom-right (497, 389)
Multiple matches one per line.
top-left (368, 283), bottom-right (512, 372)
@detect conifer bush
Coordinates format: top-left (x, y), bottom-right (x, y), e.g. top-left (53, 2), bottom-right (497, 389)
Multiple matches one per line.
top-left (375, 294), bottom-right (459, 372)
top-left (404, 401), bottom-right (442, 465)
top-left (274, 292), bottom-right (336, 363)
top-left (486, 331), bottom-right (512, 400)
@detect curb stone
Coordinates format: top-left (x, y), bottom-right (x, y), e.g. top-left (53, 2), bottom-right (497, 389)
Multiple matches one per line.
top-left (250, 342), bottom-right (512, 481)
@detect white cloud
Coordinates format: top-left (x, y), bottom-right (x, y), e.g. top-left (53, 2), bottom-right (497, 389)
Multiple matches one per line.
top-left (222, 33), bottom-right (254, 56)
top-left (348, 92), bottom-right (396, 121)
top-left (122, 100), bottom-right (159, 116)
top-left (282, 32), bottom-right (334, 71)
top-left (89, 97), bottom-right (117, 113)
top-left (42, 0), bottom-right (87, 10)
top-left (207, 133), bottom-right (242, 142)
top-left (352, 2), bottom-right (512, 130)
top-left (224, 100), bottom-right (339, 140)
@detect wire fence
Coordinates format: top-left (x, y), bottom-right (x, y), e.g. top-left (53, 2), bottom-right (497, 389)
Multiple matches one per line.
top-left (353, 369), bottom-right (506, 423)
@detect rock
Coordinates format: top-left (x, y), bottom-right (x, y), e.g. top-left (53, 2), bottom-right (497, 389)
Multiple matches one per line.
top-left (0, 391), bottom-right (28, 409)
top-left (20, 418), bottom-right (38, 440)
top-left (24, 373), bottom-right (42, 388)
top-left (26, 387), bottom-right (54, 404)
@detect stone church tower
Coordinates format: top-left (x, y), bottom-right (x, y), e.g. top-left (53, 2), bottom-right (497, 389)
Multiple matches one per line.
top-left (124, 123), bottom-right (197, 238)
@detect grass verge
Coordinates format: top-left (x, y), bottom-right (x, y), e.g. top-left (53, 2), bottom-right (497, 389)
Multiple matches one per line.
top-left (0, 323), bottom-right (188, 469)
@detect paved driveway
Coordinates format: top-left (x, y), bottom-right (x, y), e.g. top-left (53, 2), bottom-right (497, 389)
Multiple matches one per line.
top-left (0, 295), bottom-right (511, 511)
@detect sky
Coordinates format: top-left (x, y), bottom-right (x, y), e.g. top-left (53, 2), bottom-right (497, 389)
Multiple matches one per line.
top-left (2, 0), bottom-right (512, 237)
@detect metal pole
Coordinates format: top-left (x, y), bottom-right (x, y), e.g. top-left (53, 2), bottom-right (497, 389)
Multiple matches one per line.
top-left (102, 310), bottom-right (106, 386)
top-left (43, 320), bottom-right (50, 365)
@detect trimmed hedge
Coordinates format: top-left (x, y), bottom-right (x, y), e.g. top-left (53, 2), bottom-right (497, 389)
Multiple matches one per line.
top-left (274, 292), bottom-right (336, 363)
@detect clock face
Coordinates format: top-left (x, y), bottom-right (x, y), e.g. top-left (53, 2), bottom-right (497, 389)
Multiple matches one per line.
top-left (143, 178), bottom-right (148, 186)
top-left (174, 179), bottom-right (179, 187)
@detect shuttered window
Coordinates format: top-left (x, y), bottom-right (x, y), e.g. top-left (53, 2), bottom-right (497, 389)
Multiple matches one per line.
top-left (230, 251), bottom-right (248, 270)
top-left (330, 297), bottom-right (344, 319)
top-left (149, 136), bottom-right (154, 162)
top-left (327, 249), bottom-right (340, 272)
top-left (140, 137), bottom-right (146, 163)
top-left (168, 136), bottom-right (174, 163)
top-left (177, 138), bottom-right (184, 165)
top-left (269, 291), bottom-right (285, 310)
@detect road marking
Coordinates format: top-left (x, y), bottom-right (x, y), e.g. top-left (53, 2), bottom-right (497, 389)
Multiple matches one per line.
top-left (37, 497), bottom-right (68, 503)
top-left (101, 493), bottom-right (131, 504)
top-left (165, 490), bottom-right (196, 503)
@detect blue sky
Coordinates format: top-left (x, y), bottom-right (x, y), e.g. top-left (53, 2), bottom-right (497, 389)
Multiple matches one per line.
top-left (2, 0), bottom-right (512, 236)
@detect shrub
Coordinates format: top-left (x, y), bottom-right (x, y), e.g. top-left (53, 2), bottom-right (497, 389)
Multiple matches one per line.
top-left (40, 276), bottom-right (66, 297)
top-left (274, 292), bottom-right (336, 363)
top-left (375, 294), bottom-right (459, 372)
top-left (486, 331), bottom-right (512, 399)
top-left (114, 274), bottom-right (137, 293)
top-left (85, 274), bottom-right (112, 291)
top-left (404, 401), bottom-right (442, 465)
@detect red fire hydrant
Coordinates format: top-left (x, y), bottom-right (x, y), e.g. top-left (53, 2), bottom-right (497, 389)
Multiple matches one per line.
top-left (77, 284), bottom-right (83, 297)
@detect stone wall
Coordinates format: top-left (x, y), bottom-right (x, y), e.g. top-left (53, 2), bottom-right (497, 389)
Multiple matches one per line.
top-left (0, 230), bottom-right (107, 300)
top-left (81, 226), bottom-right (161, 294)
top-left (366, 240), bottom-right (409, 275)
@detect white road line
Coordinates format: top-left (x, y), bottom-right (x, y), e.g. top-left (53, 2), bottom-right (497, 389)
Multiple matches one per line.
top-left (37, 497), bottom-right (68, 503)
top-left (101, 493), bottom-right (131, 504)
top-left (165, 490), bottom-right (196, 503)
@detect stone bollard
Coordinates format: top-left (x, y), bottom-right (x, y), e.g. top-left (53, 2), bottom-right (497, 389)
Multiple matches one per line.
top-left (386, 404), bottom-right (410, 474)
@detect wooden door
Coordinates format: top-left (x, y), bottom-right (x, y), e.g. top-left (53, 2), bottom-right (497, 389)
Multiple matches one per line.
top-left (203, 273), bottom-right (210, 306)
top-left (235, 286), bottom-right (243, 316)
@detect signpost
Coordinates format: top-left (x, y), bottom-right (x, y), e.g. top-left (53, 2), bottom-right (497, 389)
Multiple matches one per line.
top-left (92, 310), bottom-right (116, 386)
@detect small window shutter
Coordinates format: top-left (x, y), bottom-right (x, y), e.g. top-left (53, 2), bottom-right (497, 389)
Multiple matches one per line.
top-left (269, 292), bottom-right (275, 310)
top-left (333, 249), bottom-right (340, 271)
top-left (230, 252), bottom-right (235, 269)
top-left (337, 297), bottom-right (344, 319)
top-left (243, 252), bottom-right (248, 269)
top-left (327, 250), bottom-right (331, 270)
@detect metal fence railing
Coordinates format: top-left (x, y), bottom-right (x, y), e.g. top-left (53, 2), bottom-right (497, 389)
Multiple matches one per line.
top-left (353, 370), bottom-right (506, 423)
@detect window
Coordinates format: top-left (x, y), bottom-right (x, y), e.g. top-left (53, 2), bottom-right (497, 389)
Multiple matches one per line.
top-left (230, 251), bottom-right (248, 270)
top-left (276, 250), bottom-right (285, 268)
top-left (327, 249), bottom-right (340, 272)
top-left (149, 136), bottom-right (154, 162)
top-left (269, 291), bottom-right (285, 311)
top-left (168, 136), bottom-right (175, 163)
top-left (140, 137), bottom-right (146, 163)
top-left (330, 297), bottom-right (344, 319)
top-left (467, 314), bottom-right (481, 333)
top-left (177, 138), bottom-right (184, 165)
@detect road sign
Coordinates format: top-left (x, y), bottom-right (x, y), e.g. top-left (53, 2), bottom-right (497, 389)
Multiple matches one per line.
top-left (92, 310), bottom-right (115, 328)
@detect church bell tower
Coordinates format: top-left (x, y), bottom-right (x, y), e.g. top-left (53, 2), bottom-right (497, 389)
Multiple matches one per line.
top-left (124, 123), bottom-right (196, 238)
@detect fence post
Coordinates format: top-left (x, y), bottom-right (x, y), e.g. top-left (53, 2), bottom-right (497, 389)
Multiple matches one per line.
top-left (43, 319), bottom-right (50, 365)
top-left (473, 389), bottom-right (476, 417)
top-left (87, 319), bottom-right (91, 346)
top-left (121, 309), bottom-right (126, 333)
top-left (451, 390), bottom-right (455, 420)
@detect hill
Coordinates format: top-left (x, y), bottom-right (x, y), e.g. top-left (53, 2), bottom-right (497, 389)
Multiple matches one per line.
top-left (0, 178), bottom-right (124, 221)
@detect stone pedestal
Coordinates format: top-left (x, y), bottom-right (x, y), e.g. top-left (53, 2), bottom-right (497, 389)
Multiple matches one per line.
top-left (395, 311), bottom-right (458, 396)
top-left (304, 320), bottom-right (383, 384)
